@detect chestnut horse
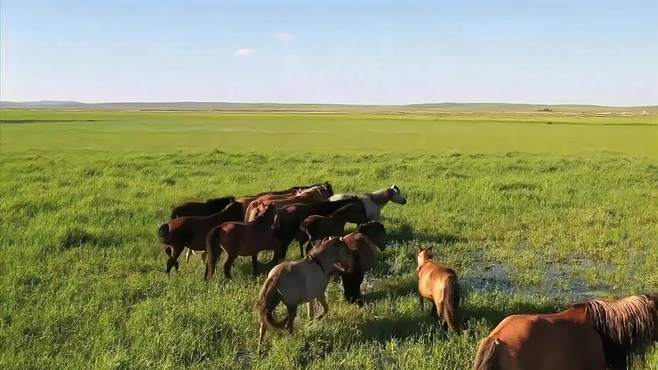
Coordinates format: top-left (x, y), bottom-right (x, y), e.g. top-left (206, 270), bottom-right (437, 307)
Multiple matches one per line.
top-left (329, 185), bottom-right (406, 221)
top-left (473, 294), bottom-right (658, 370)
top-left (158, 201), bottom-right (243, 273)
top-left (204, 205), bottom-right (282, 279)
top-left (257, 237), bottom-right (353, 352)
top-left (233, 183), bottom-right (332, 221)
top-left (245, 183), bottom-right (333, 222)
top-left (417, 247), bottom-right (460, 332)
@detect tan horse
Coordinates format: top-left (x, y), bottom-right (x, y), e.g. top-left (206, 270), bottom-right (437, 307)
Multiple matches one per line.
top-left (416, 247), bottom-right (460, 332)
top-left (473, 294), bottom-right (658, 370)
top-left (245, 184), bottom-right (333, 222)
top-left (257, 237), bottom-right (353, 352)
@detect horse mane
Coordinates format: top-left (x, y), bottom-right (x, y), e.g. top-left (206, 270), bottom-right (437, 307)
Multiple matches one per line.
top-left (578, 294), bottom-right (657, 369)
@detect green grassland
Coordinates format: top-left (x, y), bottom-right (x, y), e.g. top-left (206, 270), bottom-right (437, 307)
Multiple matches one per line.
top-left (1, 109), bottom-right (657, 369)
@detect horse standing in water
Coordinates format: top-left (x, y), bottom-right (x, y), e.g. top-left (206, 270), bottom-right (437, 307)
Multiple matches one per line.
top-left (473, 294), bottom-right (658, 370)
top-left (329, 185), bottom-right (406, 221)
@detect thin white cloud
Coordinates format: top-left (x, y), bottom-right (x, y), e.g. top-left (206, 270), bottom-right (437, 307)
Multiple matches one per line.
top-left (234, 48), bottom-right (254, 56)
top-left (273, 32), bottom-right (295, 42)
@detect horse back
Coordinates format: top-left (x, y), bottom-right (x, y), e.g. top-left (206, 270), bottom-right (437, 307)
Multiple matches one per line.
top-left (487, 311), bottom-right (606, 370)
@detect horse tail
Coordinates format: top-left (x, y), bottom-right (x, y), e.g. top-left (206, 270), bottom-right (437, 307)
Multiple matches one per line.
top-left (472, 336), bottom-right (500, 370)
top-left (204, 226), bottom-right (222, 280)
top-left (158, 223), bottom-right (169, 243)
top-left (443, 273), bottom-right (460, 332)
top-left (258, 272), bottom-right (285, 330)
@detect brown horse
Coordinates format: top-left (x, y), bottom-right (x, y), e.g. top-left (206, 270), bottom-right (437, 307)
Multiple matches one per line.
top-left (205, 205), bottom-right (282, 279)
top-left (169, 196), bottom-right (235, 219)
top-left (257, 237), bottom-right (353, 352)
top-left (339, 222), bottom-right (386, 306)
top-left (416, 247), bottom-right (460, 332)
top-left (158, 201), bottom-right (243, 273)
top-left (233, 183), bottom-right (332, 221)
top-left (169, 196), bottom-right (236, 262)
top-left (245, 183), bottom-right (333, 222)
top-left (473, 294), bottom-right (658, 370)
top-left (299, 202), bottom-right (368, 247)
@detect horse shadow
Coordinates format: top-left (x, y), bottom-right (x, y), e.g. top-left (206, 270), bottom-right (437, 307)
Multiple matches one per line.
top-left (383, 219), bottom-right (466, 245)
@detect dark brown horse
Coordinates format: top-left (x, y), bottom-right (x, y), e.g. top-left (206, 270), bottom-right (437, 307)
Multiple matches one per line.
top-left (299, 202), bottom-right (368, 247)
top-left (169, 196), bottom-right (235, 219)
top-left (473, 294), bottom-right (658, 370)
top-left (338, 222), bottom-right (386, 306)
top-left (205, 205), bottom-right (283, 279)
top-left (271, 197), bottom-right (363, 259)
top-left (158, 201), bottom-right (243, 273)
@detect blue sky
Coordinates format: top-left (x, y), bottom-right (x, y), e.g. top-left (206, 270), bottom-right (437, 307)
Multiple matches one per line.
top-left (2, 0), bottom-right (657, 105)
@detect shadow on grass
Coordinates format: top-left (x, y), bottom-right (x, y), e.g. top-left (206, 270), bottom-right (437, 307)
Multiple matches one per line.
top-left (386, 221), bottom-right (466, 245)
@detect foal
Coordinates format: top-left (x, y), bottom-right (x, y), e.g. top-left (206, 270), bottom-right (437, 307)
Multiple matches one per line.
top-left (473, 294), bottom-right (658, 370)
top-left (416, 247), bottom-right (460, 332)
top-left (339, 222), bottom-right (386, 306)
top-left (158, 201), bottom-right (243, 273)
top-left (205, 205), bottom-right (282, 279)
top-left (257, 237), bottom-right (353, 351)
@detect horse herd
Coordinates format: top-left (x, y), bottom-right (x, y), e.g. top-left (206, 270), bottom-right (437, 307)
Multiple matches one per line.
top-left (159, 182), bottom-right (658, 370)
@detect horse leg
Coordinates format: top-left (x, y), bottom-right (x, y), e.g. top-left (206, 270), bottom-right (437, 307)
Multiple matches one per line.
top-left (434, 298), bottom-right (448, 330)
top-left (185, 248), bottom-right (193, 263)
top-left (307, 299), bottom-right (316, 320)
top-left (204, 246), bottom-right (222, 280)
top-left (200, 251), bottom-right (207, 263)
top-left (258, 322), bottom-right (267, 354)
top-left (285, 305), bottom-right (297, 334)
top-left (166, 245), bottom-right (183, 274)
top-left (223, 254), bottom-right (237, 280)
top-left (251, 254), bottom-right (259, 277)
top-left (430, 301), bottom-right (438, 318)
top-left (315, 295), bottom-right (329, 320)
top-left (418, 294), bottom-right (424, 310)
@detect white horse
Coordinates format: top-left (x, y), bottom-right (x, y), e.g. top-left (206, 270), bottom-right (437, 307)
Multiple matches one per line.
top-left (329, 185), bottom-right (407, 221)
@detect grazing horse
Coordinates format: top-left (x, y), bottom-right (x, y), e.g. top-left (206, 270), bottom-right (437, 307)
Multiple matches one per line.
top-left (169, 196), bottom-right (235, 219)
top-left (417, 247), bottom-right (460, 332)
top-left (338, 222), bottom-right (387, 306)
top-left (245, 183), bottom-right (334, 222)
top-left (204, 205), bottom-right (282, 280)
top-left (299, 202), bottom-right (368, 248)
top-left (329, 185), bottom-right (406, 221)
top-left (271, 197), bottom-right (364, 258)
top-left (257, 237), bottom-right (353, 352)
top-left (158, 201), bottom-right (243, 273)
top-left (473, 294), bottom-right (658, 370)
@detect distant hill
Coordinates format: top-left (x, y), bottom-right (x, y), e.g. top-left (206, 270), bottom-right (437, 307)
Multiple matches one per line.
top-left (1, 100), bottom-right (656, 113)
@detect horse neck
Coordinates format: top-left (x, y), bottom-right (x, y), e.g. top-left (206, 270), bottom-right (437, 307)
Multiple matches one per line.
top-left (368, 188), bottom-right (391, 206)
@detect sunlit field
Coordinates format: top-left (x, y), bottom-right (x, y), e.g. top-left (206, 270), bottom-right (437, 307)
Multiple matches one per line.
top-left (1, 109), bottom-right (657, 369)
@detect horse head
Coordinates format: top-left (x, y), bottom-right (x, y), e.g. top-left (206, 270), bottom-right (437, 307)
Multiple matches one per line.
top-left (308, 237), bottom-right (354, 274)
top-left (389, 185), bottom-right (407, 205)
top-left (357, 222), bottom-right (386, 251)
top-left (417, 246), bottom-right (433, 267)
